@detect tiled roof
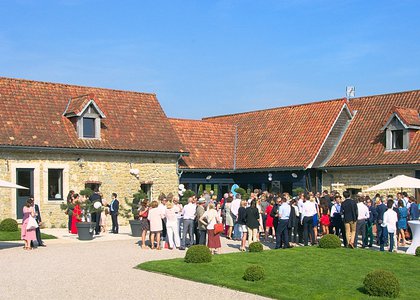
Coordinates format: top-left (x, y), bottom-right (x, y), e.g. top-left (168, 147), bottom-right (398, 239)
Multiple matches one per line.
top-left (325, 90), bottom-right (420, 167)
top-left (64, 93), bottom-right (105, 118)
top-left (169, 118), bottom-right (236, 169)
top-left (0, 77), bottom-right (184, 153)
top-left (203, 98), bottom-right (348, 170)
top-left (392, 106), bottom-right (420, 127)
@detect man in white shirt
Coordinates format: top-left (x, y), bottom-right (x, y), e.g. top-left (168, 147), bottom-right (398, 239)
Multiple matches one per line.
top-left (158, 197), bottom-right (168, 242)
top-left (381, 200), bottom-right (398, 252)
top-left (301, 196), bottom-right (317, 246)
top-left (355, 197), bottom-right (369, 248)
top-left (275, 197), bottom-right (291, 249)
top-left (180, 197), bottom-right (196, 250)
top-left (230, 194), bottom-right (242, 240)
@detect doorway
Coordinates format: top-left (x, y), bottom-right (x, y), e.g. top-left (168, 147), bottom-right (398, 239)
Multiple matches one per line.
top-left (16, 168), bottom-right (34, 219)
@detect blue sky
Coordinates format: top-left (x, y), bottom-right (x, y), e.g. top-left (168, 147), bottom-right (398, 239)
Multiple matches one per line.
top-left (1, 0), bottom-right (419, 119)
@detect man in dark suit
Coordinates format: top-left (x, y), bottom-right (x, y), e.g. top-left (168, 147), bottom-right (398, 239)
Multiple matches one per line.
top-left (89, 188), bottom-right (103, 235)
top-left (375, 198), bottom-right (388, 246)
top-left (341, 190), bottom-right (358, 248)
top-left (30, 198), bottom-right (46, 248)
top-left (109, 193), bottom-right (119, 234)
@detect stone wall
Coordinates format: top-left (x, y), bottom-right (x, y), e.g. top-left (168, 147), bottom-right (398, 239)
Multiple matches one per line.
top-left (322, 168), bottom-right (417, 197)
top-left (0, 150), bottom-right (179, 227)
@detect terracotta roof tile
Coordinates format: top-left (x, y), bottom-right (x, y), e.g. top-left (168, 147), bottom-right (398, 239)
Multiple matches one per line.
top-left (0, 77), bottom-right (184, 153)
top-left (64, 93), bottom-right (105, 117)
top-left (169, 118), bottom-right (235, 169)
top-left (392, 106), bottom-right (420, 127)
top-left (201, 98), bottom-right (347, 170)
top-left (326, 90), bottom-right (420, 167)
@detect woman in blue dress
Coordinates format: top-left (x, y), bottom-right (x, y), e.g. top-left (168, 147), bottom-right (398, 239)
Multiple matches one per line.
top-left (397, 199), bottom-right (408, 246)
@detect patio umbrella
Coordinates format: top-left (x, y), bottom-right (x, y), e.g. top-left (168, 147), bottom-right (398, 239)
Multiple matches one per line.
top-left (365, 175), bottom-right (420, 191)
top-left (0, 179), bottom-right (28, 189)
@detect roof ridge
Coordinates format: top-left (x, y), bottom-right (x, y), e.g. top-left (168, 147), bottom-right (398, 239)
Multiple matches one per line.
top-left (0, 76), bottom-right (156, 97)
top-left (169, 117), bottom-right (202, 122)
top-left (350, 89), bottom-right (420, 100)
top-left (169, 117), bottom-right (236, 128)
top-left (203, 97), bottom-right (346, 120)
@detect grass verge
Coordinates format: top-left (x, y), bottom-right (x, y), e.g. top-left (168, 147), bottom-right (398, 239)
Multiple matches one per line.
top-left (138, 247), bottom-right (419, 299)
top-left (0, 230), bottom-right (57, 241)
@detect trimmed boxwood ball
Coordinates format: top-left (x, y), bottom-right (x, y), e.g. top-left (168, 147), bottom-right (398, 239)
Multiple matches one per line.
top-left (415, 246), bottom-right (420, 257)
top-left (184, 245), bottom-right (212, 263)
top-left (319, 234), bottom-right (341, 248)
top-left (243, 265), bottom-right (265, 281)
top-left (363, 269), bottom-right (400, 298)
top-left (249, 241), bottom-right (263, 252)
top-left (0, 218), bottom-right (18, 232)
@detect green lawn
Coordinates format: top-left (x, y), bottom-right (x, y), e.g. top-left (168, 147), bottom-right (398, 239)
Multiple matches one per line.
top-left (138, 247), bottom-right (419, 299)
top-left (0, 230), bottom-right (57, 241)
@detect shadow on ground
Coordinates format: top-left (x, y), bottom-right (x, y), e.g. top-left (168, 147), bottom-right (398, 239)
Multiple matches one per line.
top-left (0, 241), bottom-right (23, 250)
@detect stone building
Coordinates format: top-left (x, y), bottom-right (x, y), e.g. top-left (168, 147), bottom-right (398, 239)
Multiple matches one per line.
top-left (171, 90), bottom-right (420, 199)
top-left (0, 77), bottom-right (185, 227)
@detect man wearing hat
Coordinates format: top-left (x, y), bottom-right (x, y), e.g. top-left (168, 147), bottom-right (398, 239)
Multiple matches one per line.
top-left (196, 198), bottom-right (207, 245)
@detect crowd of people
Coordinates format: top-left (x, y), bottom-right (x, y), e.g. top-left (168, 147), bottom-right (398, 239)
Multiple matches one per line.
top-left (131, 189), bottom-right (420, 253)
top-left (25, 187), bottom-right (418, 254)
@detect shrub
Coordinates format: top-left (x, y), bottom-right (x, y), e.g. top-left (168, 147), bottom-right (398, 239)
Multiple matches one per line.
top-left (0, 218), bottom-right (18, 232)
top-left (234, 187), bottom-right (250, 200)
top-left (319, 234), bottom-right (341, 249)
top-left (184, 245), bottom-right (212, 263)
top-left (243, 265), bottom-right (265, 281)
top-left (79, 188), bottom-right (93, 197)
top-left (416, 246), bottom-right (420, 257)
top-left (363, 269), bottom-right (400, 298)
top-left (249, 241), bottom-right (263, 252)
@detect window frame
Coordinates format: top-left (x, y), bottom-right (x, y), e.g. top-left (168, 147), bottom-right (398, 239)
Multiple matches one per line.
top-left (82, 117), bottom-right (96, 138)
top-left (48, 168), bottom-right (64, 201)
top-left (391, 129), bottom-right (404, 150)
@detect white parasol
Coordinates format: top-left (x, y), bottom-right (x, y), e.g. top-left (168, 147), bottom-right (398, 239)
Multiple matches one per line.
top-left (365, 175), bottom-right (420, 192)
top-left (0, 179), bottom-right (29, 189)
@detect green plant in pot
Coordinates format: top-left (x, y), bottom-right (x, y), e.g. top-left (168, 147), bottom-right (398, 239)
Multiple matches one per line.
top-left (60, 188), bottom-right (101, 240)
top-left (121, 189), bottom-right (148, 237)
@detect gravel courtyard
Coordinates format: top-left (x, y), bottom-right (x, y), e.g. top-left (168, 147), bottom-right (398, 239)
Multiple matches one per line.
top-left (0, 227), bottom-right (269, 300)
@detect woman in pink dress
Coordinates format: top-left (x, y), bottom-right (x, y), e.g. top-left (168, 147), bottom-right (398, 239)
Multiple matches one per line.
top-left (21, 198), bottom-right (37, 250)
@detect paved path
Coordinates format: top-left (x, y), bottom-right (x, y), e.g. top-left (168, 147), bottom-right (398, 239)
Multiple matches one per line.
top-left (0, 227), bottom-right (270, 300)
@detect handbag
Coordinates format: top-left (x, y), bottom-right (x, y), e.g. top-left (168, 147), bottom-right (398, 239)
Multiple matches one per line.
top-left (214, 223), bottom-right (224, 235)
top-left (27, 216), bottom-right (39, 230)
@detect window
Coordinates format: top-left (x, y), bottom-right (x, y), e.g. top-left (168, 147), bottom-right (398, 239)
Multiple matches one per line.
top-left (391, 130), bottom-right (404, 150)
top-left (83, 117), bottom-right (96, 138)
top-left (141, 184), bottom-right (152, 200)
top-left (48, 169), bottom-right (63, 200)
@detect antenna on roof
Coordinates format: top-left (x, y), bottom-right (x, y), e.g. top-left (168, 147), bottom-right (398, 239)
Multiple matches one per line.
top-left (346, 86), bottom-right (355, 100)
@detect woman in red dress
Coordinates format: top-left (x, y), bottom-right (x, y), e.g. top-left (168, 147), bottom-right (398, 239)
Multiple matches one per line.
top-left (265, 200), bottom-right (275, 242)
top-left (71, 194), bottom-right (82, 234)
top-left (320, 203), bottom-right (330, 236)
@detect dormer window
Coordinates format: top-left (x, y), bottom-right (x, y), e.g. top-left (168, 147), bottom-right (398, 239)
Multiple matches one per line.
top-left (63, 93), bottom-right (106, 140)
top-left (382, 106), bottom-right (420, 151)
